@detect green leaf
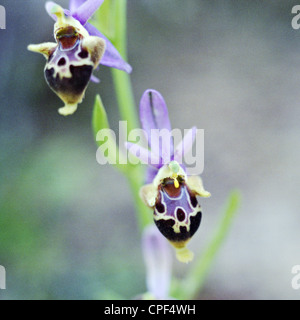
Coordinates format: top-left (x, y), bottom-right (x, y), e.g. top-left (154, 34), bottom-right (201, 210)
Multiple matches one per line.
top-left (92, 94), bottom-right (110, 134)
top-left (92, 94), bottom-right (127, 173)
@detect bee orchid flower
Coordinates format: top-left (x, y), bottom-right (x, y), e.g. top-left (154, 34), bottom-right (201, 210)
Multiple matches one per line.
top-left (125, 90), bottom-right (211, 263)
top-left (28, 0), bottom-right (132, 116)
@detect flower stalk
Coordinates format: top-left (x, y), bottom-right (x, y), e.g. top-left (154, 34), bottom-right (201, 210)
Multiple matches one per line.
top-left (93, 0), bottom-right (151, 230)
top-left (111, 0), bottom-right (152, 230)
top-left (110, 0), bottom-right (139, 133)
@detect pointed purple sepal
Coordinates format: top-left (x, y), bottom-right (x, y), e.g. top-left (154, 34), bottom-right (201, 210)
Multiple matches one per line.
top-left (69, 0), bottom-right (86, 13)
top-left (125, 142), bottom-right (161, 167)
top-left (139, 89), bottom-right (173, 160)
top-left (71, 0), bottom-right (104, 26)
top-left (85, 23), bottom-right (132, 73)
top-left (174, 126), bottom-right (197, 163)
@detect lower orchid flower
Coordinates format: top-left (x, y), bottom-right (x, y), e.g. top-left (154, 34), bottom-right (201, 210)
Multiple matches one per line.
top-left (27, 0), bottom-right (132, 116)
top-left (126, 90), bottom-right (211, 263)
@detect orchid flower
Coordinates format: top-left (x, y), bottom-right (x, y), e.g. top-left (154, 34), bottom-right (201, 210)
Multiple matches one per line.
top-left (135, 225), bottom-right (173, 300)
top-left (126, 90), bottom-right (211, 263)
top-left (28, 0), bottom-right (132, 116)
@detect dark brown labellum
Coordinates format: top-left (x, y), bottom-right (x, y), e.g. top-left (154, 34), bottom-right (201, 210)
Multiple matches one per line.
top-left (153, 178), bottom-right (202, 246)
top-left (154, 210), bottom-right (202, 243)
top-left (44, 37), bottom-right (94, 107)
top-left (45, 64), bottom-right (93, 104)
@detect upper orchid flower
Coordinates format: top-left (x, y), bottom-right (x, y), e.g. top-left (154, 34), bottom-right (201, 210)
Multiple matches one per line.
top-left (126, 90), bottom-right (211, 263)
top-left (28, 0), bottom-right (132, 116)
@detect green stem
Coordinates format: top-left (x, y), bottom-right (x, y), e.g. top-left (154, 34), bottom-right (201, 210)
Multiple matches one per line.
top-left (111, 0), bottom-right (139, 133)
top-left (111, 0), bottom-right (127, 60)
top-left (176, 191), bottom-right (241, 299)
top-left (112, 69), bottom-right (138, 133)
top-left (107, 0), bottom-right (151, 230)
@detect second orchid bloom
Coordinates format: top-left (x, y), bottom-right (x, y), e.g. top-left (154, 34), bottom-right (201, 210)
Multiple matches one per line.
top-left (126, 90), bottom-right (211, 263)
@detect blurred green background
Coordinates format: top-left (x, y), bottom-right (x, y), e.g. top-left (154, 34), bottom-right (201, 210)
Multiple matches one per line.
top-left (0, 0), bottom-right (300, 299)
